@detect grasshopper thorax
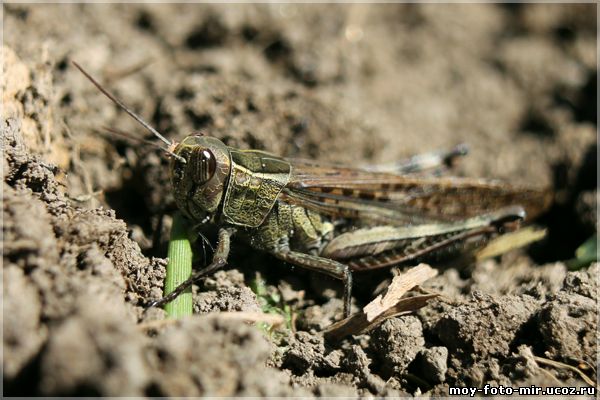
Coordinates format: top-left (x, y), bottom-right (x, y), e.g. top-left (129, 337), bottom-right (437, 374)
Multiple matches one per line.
top-left (170, 134), bottom-right (231, 221)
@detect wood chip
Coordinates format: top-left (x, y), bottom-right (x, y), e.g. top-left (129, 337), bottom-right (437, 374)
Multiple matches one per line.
top-left (363, 263), bottom-right (437, 320)
top-left (324, 263), bottom-right (438, 341)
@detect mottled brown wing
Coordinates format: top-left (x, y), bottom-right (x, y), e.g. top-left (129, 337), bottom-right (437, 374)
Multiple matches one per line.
top-left (283, 161), bottom-right (552, 225)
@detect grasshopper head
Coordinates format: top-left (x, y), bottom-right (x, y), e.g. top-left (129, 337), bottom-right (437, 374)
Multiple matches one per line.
top-left (170, 134), bottom-right (231, 221)
top-left (71, 62), bottom-right (231, 222)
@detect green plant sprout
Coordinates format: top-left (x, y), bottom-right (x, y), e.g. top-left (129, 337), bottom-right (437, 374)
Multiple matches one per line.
top-left (250, 275), bottom-right (294, 337)
top-left (163, 212), bottom-right (195, 318)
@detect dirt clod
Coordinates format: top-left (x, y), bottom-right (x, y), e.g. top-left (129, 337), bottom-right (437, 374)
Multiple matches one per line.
top-left (414, 346), bottom-right (449, 384)
top-left (434, 293), bottom-right (539, 358)
top-left (194, 270), bottom-right (262, 313)
top-left (536, 292), bottom-right (597, 366)
top-left (282, 331), bottom-right (342, 375)
top-left (146, 317), bottom-right (307, 397)
top-left (370, 316), bottom-right (425, 377)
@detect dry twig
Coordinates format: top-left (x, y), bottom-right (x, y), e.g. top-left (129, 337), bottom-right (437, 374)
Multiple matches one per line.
top-left (324, 263), bottom-right (438, 341)
top-left (138, 311), bottom-right (285, 332)
top-left (533, 356), bottom-right (597, 388)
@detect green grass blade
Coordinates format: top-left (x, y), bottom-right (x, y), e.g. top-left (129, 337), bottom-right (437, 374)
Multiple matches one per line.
top-left (567, 234), bottom-right (598, 270)
top-left (164, 212), bottom-right (193, 318)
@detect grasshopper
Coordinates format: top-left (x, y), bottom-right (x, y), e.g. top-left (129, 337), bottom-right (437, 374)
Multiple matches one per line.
top-left (73, 62), bottom-right (551, 318)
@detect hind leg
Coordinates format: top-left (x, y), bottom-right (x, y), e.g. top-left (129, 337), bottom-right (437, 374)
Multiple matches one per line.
top-left (273, 250), bottom-right (353, 318)
top-left (362, 143), bottom-right (468, 175)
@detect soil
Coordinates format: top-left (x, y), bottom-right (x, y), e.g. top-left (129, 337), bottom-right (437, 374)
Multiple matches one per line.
top-left (3, 3), bottom-right (598, 397)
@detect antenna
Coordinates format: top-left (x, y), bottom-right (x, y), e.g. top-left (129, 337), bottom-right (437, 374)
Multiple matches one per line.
top-left (72, 61), bottom-right (185, 163)
top-left (99, 126), bottom-right (186, 162)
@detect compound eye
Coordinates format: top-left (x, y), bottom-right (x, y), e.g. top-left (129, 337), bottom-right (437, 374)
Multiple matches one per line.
top-left (192, 148), bottom-right (216, 183)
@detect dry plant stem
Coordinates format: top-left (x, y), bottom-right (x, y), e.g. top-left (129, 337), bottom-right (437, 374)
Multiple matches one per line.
top-left (476, 226), bottom-right (547, 261)
top-left (138, 312), bottom-right (285, 332)
top-left (324, 264), bottom-right (438, 341)
top-left (533, 356), bottom-right (597, 388)
top-left (324, 294), bottom-right (438, 341)
top-left (211, 311), bottom-right (285, 327)
top-left (414, 286), bottom-right (461, 305)
top-left (164, 212), bottom-right (193, 318)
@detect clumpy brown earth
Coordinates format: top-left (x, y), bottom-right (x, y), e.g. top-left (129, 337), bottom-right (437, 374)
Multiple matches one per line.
top-left (3, 3), bottom-right (597, 397)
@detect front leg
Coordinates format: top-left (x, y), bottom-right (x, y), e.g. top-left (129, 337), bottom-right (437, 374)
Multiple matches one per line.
top-left (147, 227), bottom-right (236, 309)
top-left (274, 250), bottom-right (353, 318)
